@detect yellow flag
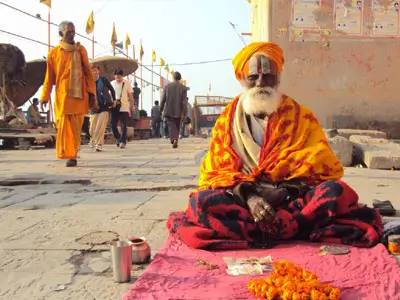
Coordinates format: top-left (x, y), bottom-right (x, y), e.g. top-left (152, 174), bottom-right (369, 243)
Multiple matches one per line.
top-left (125, 33), bottom-right (131, 50)
top-left (140, 40), bottom-right (144, 61)
top-left (160, 58), bottom-right (165, 67)
top-left (171, 68), bottom-right (175, 76)
top-left (111, 23), bottom-right (117, 47)
top-left (152, 50), bottom-right (156, 63)
top-left (40, 0), bottom-right (51, 9)
top-left (86, 11), bottom-right (94, 35)
top-left (164, 64), bottom-right (169, 73)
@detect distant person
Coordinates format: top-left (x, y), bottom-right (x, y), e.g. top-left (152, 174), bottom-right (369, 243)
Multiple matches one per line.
top-left (160, 71), bottom-right (187, 148)
top-left (111, 68), bottom-right (135, 149)
top-left (40, 21), bottom-right (97, 167)
top-left (131, 82), bottom-right (141, 123)
top-left (90, 66), bottom-right (116, 152)
top-left (151, 100), bottom-right (162, 138)
top-left (132, 82), bottom-right (141, 107)
top-left (27, 98), bottom-right (45, 124)
top-left (179, 97), bottom-right (191, 139)
top-left (9, 108), bottom-right (27, 125)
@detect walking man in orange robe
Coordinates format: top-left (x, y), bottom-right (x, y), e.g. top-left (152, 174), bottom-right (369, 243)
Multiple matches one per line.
top-left (40, 21), bottom-right (97, 167)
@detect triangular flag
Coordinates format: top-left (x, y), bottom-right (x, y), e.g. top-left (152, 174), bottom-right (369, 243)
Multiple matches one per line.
top-left (164, 64), bottom-right (169, 73)
top-left (85, 11), bottom-right (94, 35)
top-left (40, 0), bottom-right (51, 9)
top-left (160, 58), bottom-right (165, 67)
top-left (111, 23), bottom-right (117, 47)
top-left (140, 40), bottom-right (144, 61)
top-left (125, 33), bottom-right (131, 50)
top-left (152, 50), bottom-right (156, 63)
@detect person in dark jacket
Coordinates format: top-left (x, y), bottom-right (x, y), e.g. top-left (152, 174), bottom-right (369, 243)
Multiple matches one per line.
top-left (160, 71), bottom-right (187, 148)
top-left (89, 66), bottom-right (116, 151)
top-left (151, 100), bottom-right (162, 138)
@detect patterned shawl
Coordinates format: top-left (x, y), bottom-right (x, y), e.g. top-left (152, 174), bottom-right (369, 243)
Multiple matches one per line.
top-left (197, 96), bottom-right (344, 191)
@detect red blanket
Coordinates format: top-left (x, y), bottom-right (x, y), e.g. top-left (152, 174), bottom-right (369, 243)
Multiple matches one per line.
top-left (167, 180), bottom-right (382, 250)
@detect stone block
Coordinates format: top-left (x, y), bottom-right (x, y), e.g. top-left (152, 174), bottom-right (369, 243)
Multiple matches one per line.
top-left (327, 136), bottom-right (353, 167)
top-left (324, 129), bottom-right (339, 138)
top-left (338, 129), bottom-right (387, 139)
top-left (350, 135), bottom-right (400, 169)
top-left (349, 135), bottom-right (389, 145)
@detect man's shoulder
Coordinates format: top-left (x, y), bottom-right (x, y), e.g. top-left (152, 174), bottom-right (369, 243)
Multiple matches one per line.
top-left (78, 44), bottom-right (88, 52)
top-left (284, 95), bottom-right (315, 115)
top-left (48, 46), bottom-right (61, 57)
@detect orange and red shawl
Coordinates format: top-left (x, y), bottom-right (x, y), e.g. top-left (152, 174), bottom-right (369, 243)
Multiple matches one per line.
top-left (198, 96), bottom-right (344, 191)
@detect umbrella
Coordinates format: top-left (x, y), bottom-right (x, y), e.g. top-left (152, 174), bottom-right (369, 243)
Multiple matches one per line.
top-left (0, 43), bottom-right (26, 77)
top-left (90, 56), bottom-right (138, 81)
top-left (6, 59), bottom-right (46, 107)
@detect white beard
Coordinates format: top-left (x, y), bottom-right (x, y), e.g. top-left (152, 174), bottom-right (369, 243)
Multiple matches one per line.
top-left (241, 87), bottom-right (282, 116)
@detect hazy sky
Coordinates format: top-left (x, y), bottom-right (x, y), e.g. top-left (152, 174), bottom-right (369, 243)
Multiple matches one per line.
top-left (0, 0), bottom-right (251, 112)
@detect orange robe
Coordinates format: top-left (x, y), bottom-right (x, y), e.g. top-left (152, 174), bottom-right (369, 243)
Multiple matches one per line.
top-left (198, 96), bottom-right (344, 191)
top-left (40, 44), bottom-right (96, 160)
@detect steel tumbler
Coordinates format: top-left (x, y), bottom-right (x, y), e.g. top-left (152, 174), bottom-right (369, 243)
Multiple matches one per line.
top-left (111, 240), bottom-right (132, 283)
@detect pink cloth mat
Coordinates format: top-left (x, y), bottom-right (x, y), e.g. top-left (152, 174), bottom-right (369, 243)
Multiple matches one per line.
top-left (124, 236), bottom-right (400, 300)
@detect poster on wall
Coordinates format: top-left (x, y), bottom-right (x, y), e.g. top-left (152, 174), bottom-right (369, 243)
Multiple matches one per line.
top-left (371, 0), bottom-right (399, 37)
top-left (291, 0), bottom-right (322, 28)
top-left (334, 0), bottom-right (364, 35)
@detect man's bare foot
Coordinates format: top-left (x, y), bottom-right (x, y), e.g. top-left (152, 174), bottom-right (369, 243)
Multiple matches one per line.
top-left (66, 159), bottom-right (77, 167)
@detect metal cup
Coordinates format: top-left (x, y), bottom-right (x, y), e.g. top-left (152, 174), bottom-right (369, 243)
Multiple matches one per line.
top-left (110, 240), bottom-right (132, 283)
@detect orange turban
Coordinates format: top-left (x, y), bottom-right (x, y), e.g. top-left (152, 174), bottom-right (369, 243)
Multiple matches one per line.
top-left (232, 42), bottom-right (284, 81)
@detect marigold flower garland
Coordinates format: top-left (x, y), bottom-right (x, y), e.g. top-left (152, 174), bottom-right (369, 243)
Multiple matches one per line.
top-left (247, 260), bottom-right (341, 300)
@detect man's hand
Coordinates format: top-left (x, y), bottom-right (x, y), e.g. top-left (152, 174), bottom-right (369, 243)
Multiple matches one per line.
top-left (88, 93), bottom-right (97, 110)
top-left (40, 102), bottom-right (47, 112)
top-left (247, 195), bottom-right (276, 224)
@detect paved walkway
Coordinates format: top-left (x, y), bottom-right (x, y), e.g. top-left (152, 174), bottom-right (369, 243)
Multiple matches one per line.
top-left (0, 138), bottom-right (399, 299)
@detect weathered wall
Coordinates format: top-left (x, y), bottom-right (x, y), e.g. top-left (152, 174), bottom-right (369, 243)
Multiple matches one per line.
top-left (253, 0), bottom-right (400, 138)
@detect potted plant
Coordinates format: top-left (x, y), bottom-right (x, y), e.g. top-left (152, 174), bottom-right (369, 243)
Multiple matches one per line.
top-left (135, 109), bottom-right (151, 130)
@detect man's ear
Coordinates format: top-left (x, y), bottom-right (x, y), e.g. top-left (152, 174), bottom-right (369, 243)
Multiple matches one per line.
top-left (240, 79), bottom-right (250, 89)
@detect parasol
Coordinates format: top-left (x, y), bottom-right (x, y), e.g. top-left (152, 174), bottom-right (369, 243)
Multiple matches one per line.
top-left (6, 59), bottom-right (47, 107)
top-left (0, 44), bottom-right (26, 120)
top-left (0, 43), bottom-right (26, 77)
top-left (90, 56), bottom-right (138, 81)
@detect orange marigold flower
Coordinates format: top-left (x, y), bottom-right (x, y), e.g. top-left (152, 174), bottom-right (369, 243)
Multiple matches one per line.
top-left (329, 287), bottom-right (341, 300)
top-left (246, 260), bottom-right (341, 299)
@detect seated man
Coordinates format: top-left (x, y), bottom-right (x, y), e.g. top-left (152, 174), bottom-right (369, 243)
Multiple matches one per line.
top-left (28, 98), bottom-right (45, 124)
top-left (167, 42), bottom-right (382, 250)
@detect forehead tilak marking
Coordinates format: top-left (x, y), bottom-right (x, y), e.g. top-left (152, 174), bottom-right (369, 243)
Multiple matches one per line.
top-left (248, 55), bottom-right (271, 76)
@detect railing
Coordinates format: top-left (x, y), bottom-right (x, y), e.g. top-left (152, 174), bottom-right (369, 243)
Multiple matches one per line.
top-left (193, 95), bottom-right (233, 136)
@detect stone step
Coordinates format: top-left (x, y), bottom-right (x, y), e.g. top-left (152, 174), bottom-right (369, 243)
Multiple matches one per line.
top-left (338, 129), bottom-right (387, 139)
top-left (327, 136), bottom-right (353, 167)
top-left (350, 135), bottom-right (400, 169)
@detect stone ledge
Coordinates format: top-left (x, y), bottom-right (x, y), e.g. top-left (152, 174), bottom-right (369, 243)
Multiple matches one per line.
top-left (350, 135), bottom-right (400, 169)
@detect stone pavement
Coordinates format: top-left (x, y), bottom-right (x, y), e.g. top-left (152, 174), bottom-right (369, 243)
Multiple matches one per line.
top-left (0, 138), bottom-right (399, 300)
